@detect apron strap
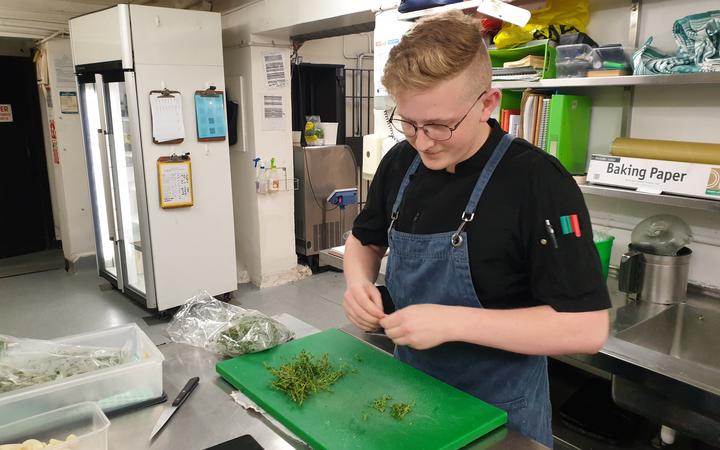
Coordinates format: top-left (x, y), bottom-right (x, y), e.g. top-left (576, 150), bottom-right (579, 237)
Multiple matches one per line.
top-left (463, 133), bottom-right (515, 216)
top-left (389, 133), bottom-right (515, 239)
top-left (451, 133), bottom-right (515, 247)
top-left (389, 154), bottom-right (422, 233)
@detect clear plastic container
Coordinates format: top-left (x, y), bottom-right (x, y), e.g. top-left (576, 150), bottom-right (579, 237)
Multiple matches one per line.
top-left (590, 45), bottom-right (631, 71)
top-left (0, 323), bottom-right (163, 424)
top-left (0, 402), bottom-right (109, 450)
top-left (556, 44), bottom-right (594, 78)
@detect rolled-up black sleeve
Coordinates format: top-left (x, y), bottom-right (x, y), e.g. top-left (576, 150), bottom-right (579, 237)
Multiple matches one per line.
top-left (527, 157), bottom-right (611, 312)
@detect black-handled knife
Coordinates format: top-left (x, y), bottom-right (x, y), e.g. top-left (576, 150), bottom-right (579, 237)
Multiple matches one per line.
top-left (150, 377), bottom-right (199, 441)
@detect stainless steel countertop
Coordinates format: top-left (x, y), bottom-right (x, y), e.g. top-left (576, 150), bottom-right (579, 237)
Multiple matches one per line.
top-left (109, 335), bottom-right (547, 449)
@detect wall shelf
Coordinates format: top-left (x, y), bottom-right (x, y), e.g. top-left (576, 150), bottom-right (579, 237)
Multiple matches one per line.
top-left (397, 0), bottom-right (513, 21)
top-left (492, 72), bottom-right (720, 90)
top-left (579, 183), bottom-right (720, 213)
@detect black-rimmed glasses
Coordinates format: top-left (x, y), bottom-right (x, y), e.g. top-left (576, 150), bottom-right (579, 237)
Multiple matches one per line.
top-left (389, 91), bottom-right (486, 142)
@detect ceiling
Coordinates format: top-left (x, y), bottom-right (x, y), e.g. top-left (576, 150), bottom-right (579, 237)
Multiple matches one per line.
top-left (0, 0), bottom-right (254, 40)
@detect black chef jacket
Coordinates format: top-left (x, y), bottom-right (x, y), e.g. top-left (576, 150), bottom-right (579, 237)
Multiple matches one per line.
top-left (352, 119), bottom-right (611, 312)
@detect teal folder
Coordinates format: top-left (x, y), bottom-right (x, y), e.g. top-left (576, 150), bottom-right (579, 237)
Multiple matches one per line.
top-left (546, 95), bottom-right (592, 175)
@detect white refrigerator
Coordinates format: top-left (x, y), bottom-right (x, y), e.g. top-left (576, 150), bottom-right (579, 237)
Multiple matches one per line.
top-left (70, 5), bottom-right (237, 310)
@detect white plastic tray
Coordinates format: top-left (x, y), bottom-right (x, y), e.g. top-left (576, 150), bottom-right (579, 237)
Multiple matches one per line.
top-left (0, 402), bottom-right (109, 450)
top-left (0, 323), bottom-right (163, 424)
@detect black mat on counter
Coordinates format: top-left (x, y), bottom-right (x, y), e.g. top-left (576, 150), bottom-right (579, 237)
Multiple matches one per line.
top-left (205, 435), bottom-right (264, 450)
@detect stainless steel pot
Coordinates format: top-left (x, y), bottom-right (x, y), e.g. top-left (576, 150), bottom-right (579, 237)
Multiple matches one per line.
top-left (618, 245), bottom-right (691, 304)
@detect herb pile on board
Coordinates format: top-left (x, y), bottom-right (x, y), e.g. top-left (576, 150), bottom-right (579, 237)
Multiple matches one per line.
top-left (265, 351), bottom-right (350, 406)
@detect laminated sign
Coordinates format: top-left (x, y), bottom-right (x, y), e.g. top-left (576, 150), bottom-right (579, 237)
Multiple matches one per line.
top-left (587, 154), bottom-right (720, 201)
top-left (0, 104), bottom-right (12, 122)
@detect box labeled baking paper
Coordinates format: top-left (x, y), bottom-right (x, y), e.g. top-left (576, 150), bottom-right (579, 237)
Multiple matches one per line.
top-left (587, 154), bottom-right (720, 201)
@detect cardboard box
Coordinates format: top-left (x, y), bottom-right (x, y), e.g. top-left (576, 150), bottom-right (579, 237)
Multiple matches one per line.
top-left (587, 154), bottom-right (720, 201)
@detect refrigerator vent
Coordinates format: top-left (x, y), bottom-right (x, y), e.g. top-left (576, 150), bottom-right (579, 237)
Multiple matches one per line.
top-left (312, 221), bottom-right (340, 252)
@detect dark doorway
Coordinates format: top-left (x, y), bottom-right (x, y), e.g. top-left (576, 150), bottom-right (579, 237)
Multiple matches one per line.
top-left (291, 63), bottom-right (346, 145)
top-left (0, 56), bottom-right (55, 258)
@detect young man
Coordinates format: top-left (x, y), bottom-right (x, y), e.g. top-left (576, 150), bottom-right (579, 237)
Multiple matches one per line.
top-left (343, 11), bottom-right (610, 448)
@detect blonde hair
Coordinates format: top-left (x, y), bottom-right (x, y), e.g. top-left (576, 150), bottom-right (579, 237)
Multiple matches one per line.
top-left (382, 10), bottom-right (491, 97)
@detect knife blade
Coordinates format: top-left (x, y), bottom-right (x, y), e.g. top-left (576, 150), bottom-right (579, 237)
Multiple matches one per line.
top-left (149, 376), bottom-right (199, 441)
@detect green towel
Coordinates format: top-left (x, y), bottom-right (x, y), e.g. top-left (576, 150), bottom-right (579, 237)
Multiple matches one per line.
top-left (633, 10), bottom-right (720, 74)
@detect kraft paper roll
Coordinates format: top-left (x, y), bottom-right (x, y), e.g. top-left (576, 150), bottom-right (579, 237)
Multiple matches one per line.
top-left (610, 137), bottom-right (720, 165)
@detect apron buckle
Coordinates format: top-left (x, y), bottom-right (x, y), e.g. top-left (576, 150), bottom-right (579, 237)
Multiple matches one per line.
top-left (451, 213), bottom-right (475, 248)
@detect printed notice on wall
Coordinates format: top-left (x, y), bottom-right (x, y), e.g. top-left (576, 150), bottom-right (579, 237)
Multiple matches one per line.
top-left (262, 94), bottom-right (284, 131)
top-left (60, 91), bottom-right (79, 114)
top-left (263, 52), bottom-right (287, 89)
top-left (54, 56), bottom-right (75, 84)
top-left (0, 104), bottom-right (12, 122)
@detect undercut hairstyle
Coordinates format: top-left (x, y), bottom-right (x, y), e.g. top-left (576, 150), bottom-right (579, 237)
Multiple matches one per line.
top-left (382, 10), bottom-right (491, 97)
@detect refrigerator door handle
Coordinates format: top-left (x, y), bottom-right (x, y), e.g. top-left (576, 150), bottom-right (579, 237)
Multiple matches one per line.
top-left (96, 128), bottom-right (117, 242)
top-left (94, 73), bottom-right (118, 243)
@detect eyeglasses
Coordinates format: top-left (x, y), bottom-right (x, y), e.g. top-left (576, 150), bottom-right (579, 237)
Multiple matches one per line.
top-left (389, 91), bottom-right (487, 142)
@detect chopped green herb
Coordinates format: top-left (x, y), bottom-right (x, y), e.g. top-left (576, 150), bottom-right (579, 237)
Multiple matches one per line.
top-left (371, 394), bottom-right (392, 413)
top-left (265, 351), bottom-right (349, 406)
top-left (390, 402), bottom-right (413, 420)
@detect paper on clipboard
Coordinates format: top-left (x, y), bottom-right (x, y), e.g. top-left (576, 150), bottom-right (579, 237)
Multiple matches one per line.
top-left (158, 159), bottom-right (193, 208)
top-left (150, 92), bottom-right (185, 143)
top-left (195, 92), bottom-right (227, 140)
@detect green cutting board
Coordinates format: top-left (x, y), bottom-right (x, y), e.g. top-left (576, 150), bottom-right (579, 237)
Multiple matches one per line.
top-left (216, 329), bottom-right (507, 450)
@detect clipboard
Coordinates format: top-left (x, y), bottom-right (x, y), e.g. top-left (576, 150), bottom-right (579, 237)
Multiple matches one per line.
top-left (194, 87), bottom-right (227, 142)
top-left (149, 89), bottom-right (185, 145)
top-left (157, 153), bottom-right (193, 209)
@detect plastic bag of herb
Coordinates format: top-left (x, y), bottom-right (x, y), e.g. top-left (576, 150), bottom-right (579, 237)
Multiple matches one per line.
top-left (167, 290), bottom-right (294, 357)
top-left (0, 334), bottom-right (132, 394)
top-left (212, 312), bottom-right (294, 358)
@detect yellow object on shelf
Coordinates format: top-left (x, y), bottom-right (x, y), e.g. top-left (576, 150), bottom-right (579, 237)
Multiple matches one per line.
top-left (611, 137), bottom-right (720, 165)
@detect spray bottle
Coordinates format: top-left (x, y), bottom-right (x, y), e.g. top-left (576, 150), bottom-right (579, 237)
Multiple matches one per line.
top-left (254, 157), bottom-right (268, 194)
top-left (266, 157), bottom-right (282, 192)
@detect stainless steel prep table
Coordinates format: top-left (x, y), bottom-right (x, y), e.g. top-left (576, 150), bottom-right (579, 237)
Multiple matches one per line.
top-left (108, 334), bottom-right (547, 449)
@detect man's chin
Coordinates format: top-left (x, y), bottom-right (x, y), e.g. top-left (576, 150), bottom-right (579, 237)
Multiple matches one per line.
top-left (419, 154), bottom-right (449, 171)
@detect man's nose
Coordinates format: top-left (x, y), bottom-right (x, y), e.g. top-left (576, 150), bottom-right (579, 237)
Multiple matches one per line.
top-left (413, 129), bottom-right (435, 152)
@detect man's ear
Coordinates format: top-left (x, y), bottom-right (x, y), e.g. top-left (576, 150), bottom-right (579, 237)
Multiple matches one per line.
top-left (478, 89), bottom-right (501, 122)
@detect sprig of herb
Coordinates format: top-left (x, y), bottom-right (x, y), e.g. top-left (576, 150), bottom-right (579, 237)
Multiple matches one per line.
top-left (266, 351), bottom-right (349, 406)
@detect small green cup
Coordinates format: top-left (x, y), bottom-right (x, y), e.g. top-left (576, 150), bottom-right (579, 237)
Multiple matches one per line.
top-left (593, 231), bottom-right (615, 280)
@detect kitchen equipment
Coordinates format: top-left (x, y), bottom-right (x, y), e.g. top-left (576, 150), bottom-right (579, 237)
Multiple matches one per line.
top-left (150, 377), bottom-right (199, 440)
top-left (630, 214), bottom-right (692, 256)
top-left (619, 215), bottom-right (692, 304)
top-left (216, 329), bottom-right (506, 450)
top-left (0, 402), bottom-right (110, 450)
top-left (70, 5), bottom-right (237, 310)
top-left (0, 323), bottom-right (164, 424)
top-left (294, 145), bottom-right (358, 257)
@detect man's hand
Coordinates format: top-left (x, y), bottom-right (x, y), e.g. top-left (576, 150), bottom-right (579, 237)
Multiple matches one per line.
top-left (343, 281), bottom-right (385, 331)
top-left (380, 304), bottom-right (453, 350)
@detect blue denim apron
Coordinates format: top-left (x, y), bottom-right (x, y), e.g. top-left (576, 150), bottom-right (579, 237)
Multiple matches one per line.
top-left (385, 134), bottom-right (553, 448)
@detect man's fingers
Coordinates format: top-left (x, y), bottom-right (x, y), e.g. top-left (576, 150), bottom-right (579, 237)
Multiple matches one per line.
top-left (366, 286), bottom-right (385, 314)
top-left (345, 296), bottom-right (380, 330)
top-left (379, 311), bottom-right (400, 330)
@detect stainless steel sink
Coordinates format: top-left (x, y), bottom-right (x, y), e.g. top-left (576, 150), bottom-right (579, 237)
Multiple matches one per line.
top-left (615, 303), bottom-right (720, 371)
